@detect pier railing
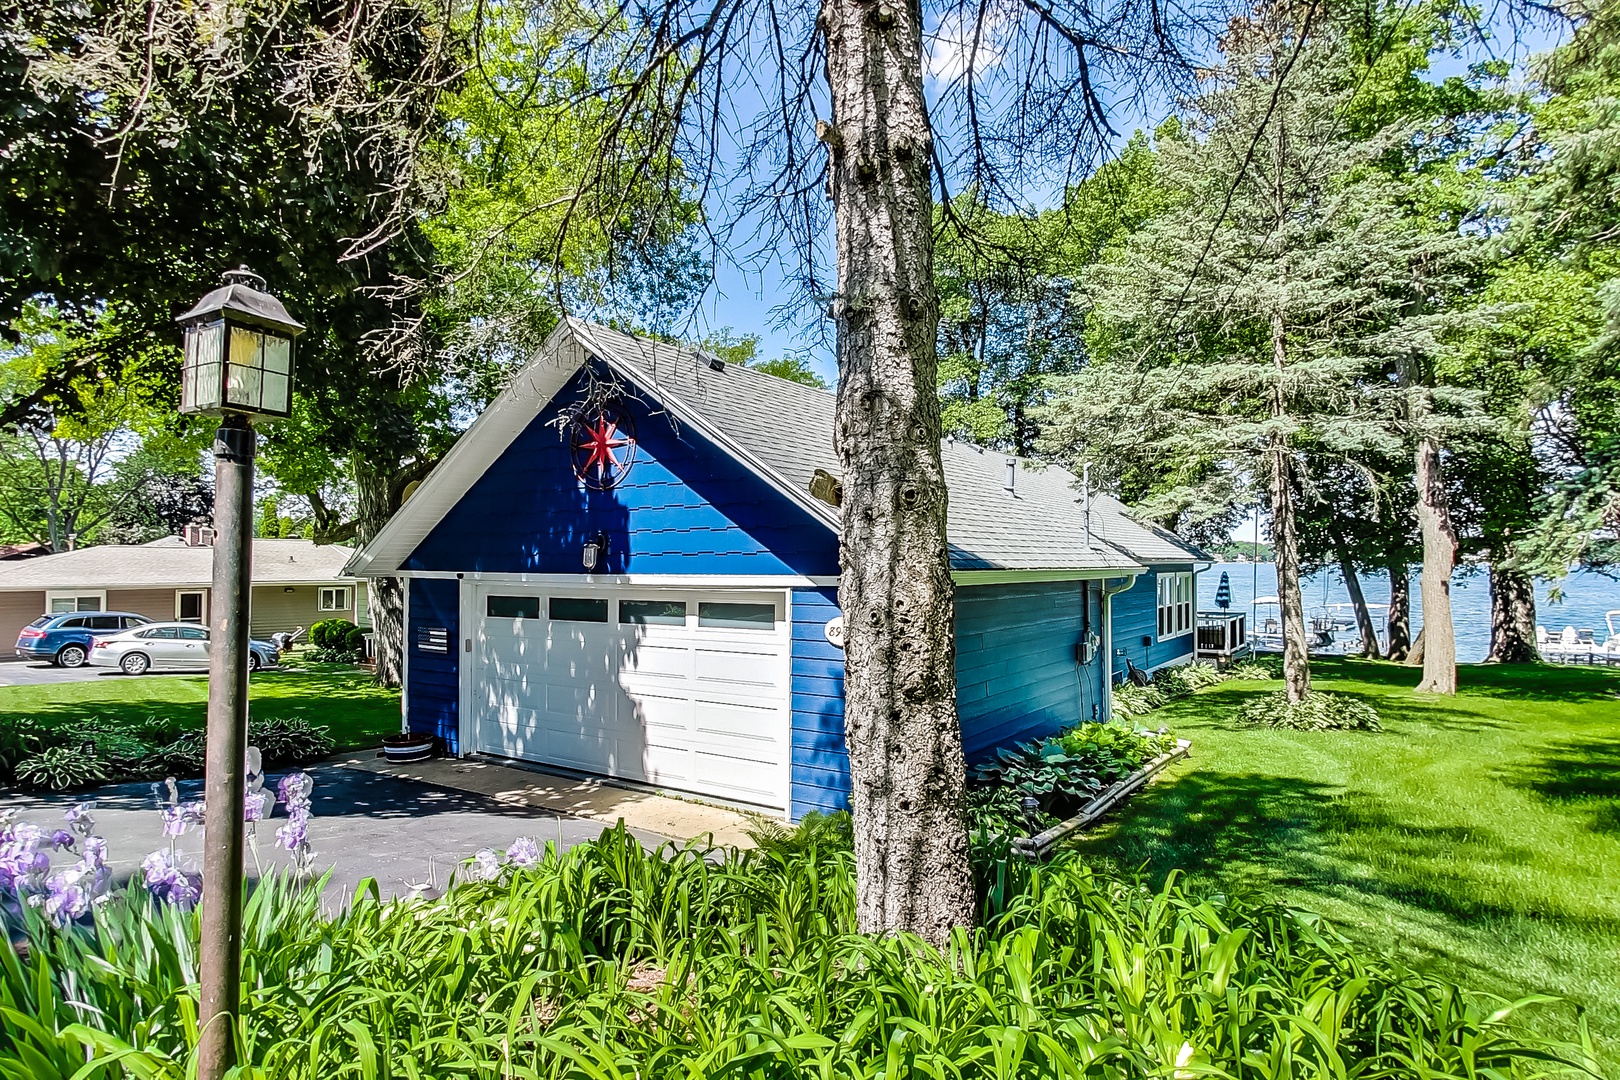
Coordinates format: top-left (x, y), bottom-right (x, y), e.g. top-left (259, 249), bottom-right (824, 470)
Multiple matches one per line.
top-left (1196, 611), bottom-right (1250, 662)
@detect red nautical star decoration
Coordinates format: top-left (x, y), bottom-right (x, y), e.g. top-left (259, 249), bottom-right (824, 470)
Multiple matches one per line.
top-left (568, 403), bottom-right (637, 490)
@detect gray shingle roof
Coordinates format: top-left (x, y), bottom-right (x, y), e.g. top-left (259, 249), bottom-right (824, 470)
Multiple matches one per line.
top-left (0, 539), bottom-right (359, 590)
top-left (571, 320), bottom-right (1194, 573)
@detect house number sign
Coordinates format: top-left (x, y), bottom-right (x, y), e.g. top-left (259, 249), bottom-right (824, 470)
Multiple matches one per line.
top-left (824, 616), bottom-right (845, 649)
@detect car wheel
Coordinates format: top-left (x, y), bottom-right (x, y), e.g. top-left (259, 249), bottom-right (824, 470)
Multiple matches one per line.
top-left (57, 644), bottom-right (87, 668)
top-left (248, 652), bottom-right (262, 672)
top-left (120, 652), bottom-right (151, 676)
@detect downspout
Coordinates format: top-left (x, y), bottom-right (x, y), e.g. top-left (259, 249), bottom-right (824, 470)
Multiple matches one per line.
top-left (1100, 574), bottom-right (1137, 721)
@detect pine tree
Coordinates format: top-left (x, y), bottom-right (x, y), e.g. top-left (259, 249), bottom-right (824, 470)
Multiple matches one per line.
top-left (1043, 9), bottom-right (1476, 701)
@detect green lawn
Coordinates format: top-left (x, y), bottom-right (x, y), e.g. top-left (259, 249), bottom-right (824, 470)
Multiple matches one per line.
top-left (1080, 658), bottom-right (1620, 1058)
top-left (0, 665), bottom-right (400, 752)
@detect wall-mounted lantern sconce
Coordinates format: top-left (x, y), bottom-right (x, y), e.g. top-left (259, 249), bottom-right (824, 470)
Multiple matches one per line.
top-left (582, 531), bottom-right (609, 572)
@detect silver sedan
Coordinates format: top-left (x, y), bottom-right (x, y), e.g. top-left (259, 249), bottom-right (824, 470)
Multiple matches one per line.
top-left (87, 622), bottom-right (280, 675)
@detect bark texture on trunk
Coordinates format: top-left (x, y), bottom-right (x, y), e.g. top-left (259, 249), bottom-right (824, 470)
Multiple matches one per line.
top-left (823, 0), bottom-right (973, 943)
top-left (355, 458), bottom-right (405, 688)
top-left (1328, 520), bottom-right (1379, 657)
top-left (1486, 564), bottom-right (1539, 663)
top-left (1271, 446), bottom-right (1311, 702)
top-left (1268, 304), bottom-right (1309, 702)
top-left (1413, 437), bottom-right (1457, 693)
top-left (1385, 564), bottom-right (1410, 661)
top-left (1406, 625), bottom-right (1426, 666)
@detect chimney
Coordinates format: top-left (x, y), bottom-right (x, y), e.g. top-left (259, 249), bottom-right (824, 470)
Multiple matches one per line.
top-left (183, 524), bottom-right (216, 547)
top-left (1004, 458), bottom-right (1017, 493)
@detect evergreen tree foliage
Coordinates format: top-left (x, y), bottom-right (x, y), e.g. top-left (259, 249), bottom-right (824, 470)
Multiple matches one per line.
top-left (1041, 11), bottom-right (1479, 698)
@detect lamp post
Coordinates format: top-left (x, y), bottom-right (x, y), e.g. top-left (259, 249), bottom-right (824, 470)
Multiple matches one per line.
top-left (176, 267), bottom-right (303, 1080)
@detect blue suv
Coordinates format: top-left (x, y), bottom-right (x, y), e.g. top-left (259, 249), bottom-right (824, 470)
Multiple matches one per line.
top-left (15, 611), bottom-right (154, 668)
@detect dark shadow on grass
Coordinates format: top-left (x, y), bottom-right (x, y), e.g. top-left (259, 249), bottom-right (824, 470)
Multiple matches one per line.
top-left (1500, 738), bottom-right (1620, 835)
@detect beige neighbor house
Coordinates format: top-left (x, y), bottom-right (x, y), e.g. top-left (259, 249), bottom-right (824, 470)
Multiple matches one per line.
top-left (0, 534), bottom-right (369, 660)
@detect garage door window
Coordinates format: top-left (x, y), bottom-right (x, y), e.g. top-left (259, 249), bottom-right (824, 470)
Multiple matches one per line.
top-left (487, 595), bottom-right (540, 619)
top-left (698, 602), bottom-right (777, 629)
top-left (619, 599), bottom-right (687, 625)
top-left (549, 597), bottom-right (609, 622)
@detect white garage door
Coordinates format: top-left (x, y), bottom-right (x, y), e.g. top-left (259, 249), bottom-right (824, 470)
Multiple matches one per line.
top-left (472, 585), bottom-right (791, 811)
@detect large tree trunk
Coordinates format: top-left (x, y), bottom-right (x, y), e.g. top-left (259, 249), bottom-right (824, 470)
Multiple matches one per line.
top-left (1385, 563), bottom-right (1411, 661)
top-left (1272, 446), bottom-right (1311, 701)
top-left (1486, 564), bottom-right (1539, 663)
top-left (1413, 437), bottom-right (1458, 694)
top-left (1268, 303), bottom-right (1310, 702)
top-left (354, 458), bottom-right (405, 689)
top-left (824, 0), bottom-right (972, 942)
top-left (1328, 519), bottom-right (1379, 657)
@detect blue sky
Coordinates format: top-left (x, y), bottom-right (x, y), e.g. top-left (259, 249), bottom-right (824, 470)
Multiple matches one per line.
top-left (677, 4), bottom-right (1571, 536)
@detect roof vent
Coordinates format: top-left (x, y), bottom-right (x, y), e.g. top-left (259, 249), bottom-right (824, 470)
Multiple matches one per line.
top-left (704, 353), bottom-right (724, 372)
top-left (1004, 458), bottom-right (1017, 494)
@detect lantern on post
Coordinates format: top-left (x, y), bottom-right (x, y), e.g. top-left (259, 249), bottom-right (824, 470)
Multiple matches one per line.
top-left (177, 266), bottom-right (303, 418)
top-left (177, 267), bottom-right (302, 1080)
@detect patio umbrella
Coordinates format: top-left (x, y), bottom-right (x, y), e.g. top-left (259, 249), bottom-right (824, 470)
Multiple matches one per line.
top-left (1215, 571), bottom-right (1231, 609)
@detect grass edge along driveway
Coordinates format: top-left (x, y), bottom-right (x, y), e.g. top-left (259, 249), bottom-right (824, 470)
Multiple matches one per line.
top-left (0, 665), bottom-right (400, 753)
top-left (1078, 658), bottom-right (1620, 1062)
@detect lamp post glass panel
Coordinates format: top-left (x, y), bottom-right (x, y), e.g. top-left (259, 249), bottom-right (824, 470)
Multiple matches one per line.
top-left (176, 268), bottom-right (302, 1080)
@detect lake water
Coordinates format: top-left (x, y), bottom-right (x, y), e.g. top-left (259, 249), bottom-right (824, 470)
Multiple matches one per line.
top-left (1198, 562), bottom-right (1620, 662)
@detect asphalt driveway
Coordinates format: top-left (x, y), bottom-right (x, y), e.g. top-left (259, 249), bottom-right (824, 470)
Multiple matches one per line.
top-left (0, 659), bottom-right (141, 686)
top-left (2, 763), bottom-right (643, 903)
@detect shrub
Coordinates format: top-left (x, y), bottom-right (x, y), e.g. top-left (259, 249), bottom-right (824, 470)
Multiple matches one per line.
top-left (309, 618), bottom-right (356, 650)
top-left (0, 824), bottom-right (1586, 1078)
top-left (15, 745), bottom-right (109, 791)
top-left (1240, 689), bottom-right (1383, 730)
top-left (305, 645), bottom-right (362, 664)
top-left (249, 715), bottom-right (335, 766)
top-left (340, 622), bottom-right (367, 654)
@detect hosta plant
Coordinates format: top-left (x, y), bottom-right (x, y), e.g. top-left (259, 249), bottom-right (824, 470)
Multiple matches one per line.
top-left (1240, 689), bottom-right (1384, 730)
top-left (15, 746), bottom-right (109, 792)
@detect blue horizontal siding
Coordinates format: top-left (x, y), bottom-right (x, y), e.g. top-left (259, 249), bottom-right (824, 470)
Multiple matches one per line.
top-left (955, 581), bottom-right (1105, 761)
top-left (404, 363), bottom-right (840, 578)
top-left (789, 587), bottom-right (849, 820)
top-left (1110, 565), bottom-right (1198, 679)
top-left (407, 578), bottom-right (461, 753)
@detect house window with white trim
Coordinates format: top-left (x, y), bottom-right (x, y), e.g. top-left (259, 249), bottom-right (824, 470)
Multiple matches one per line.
top-left (319, 587), bottom-right (351, 612)
top-left (47, 591), bottom-right (104, 614)
top-left (1157, 572), bottom-right (1193, 638)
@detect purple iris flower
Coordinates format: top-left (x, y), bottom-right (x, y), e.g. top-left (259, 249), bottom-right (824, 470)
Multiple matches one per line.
top-left (65, 803), bottom-right (95, 837)
top-left (47, 829), bottom-right (75, 851)
top-left (141, 850), bottom-right (200, 906)
top-left (507, 837), bottom-right (541, 868)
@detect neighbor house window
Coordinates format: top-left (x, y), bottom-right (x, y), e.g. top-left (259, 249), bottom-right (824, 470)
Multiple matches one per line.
top-left (47, 592), bottom-right (103, 614)
top-left (319, 587), bottom-right (350, 612)
top-left (176, 591), bottom-right (207, 623)
top-left (1157, 573), bottom-right (1193, 638)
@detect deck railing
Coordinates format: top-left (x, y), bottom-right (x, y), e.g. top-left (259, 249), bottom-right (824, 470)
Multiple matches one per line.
top-left (1196, 611), bottom-right (1249, 661)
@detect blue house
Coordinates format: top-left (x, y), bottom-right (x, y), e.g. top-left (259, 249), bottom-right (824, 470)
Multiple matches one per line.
top-left (347, 320), bottom-right (1206, 821)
